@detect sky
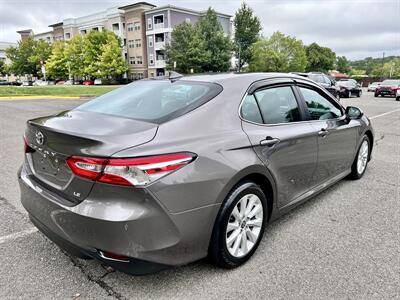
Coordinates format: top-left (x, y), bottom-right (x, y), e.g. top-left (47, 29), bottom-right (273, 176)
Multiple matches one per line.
top-left (0, 0), bottom-right (399, 60)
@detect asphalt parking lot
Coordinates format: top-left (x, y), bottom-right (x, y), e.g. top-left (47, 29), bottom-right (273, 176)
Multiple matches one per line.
top-left (0, 89), bottom-right (399, 299)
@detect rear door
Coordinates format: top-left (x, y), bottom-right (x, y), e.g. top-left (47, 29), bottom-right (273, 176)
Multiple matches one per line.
top-left (295, 83), bottom-right (358, 182)
top-left (241, 79), bottom-right (318, 208)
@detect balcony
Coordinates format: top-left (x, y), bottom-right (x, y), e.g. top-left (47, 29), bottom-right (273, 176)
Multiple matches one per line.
top-left (154, 22), bottom-right (164, 30)
top-left (155, 60), bottom-right (166, 68)
top-left (154, 41), bottom-right (165, 50)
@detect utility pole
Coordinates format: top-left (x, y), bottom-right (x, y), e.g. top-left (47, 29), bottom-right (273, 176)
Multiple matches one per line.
top-left (237, 43), bottom-right (241, 73)
top-left (381, 52), bottom-right (385, 79)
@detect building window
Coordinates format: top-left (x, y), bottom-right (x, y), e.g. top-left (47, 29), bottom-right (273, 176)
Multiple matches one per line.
top-left (92, 27), bottom-right (99, 31)
top-left (135, 39), bottom-right (141, 48)
top-left (128, 40), bottom-right (134, 48)
top-left (65, 33), bottom-right (71, 39)
top-left (149, 54), bottom-right (154, 65)
top-left (129, 57), bottom-right (135, 65)
top-left (147, 18), bottom-right (152, 29)
top-left (148, 36), bottom-right (153, 47)
top-left (136, 56), bottom-right (143, 65)
top-left (134, 22), bottom-right (141, 31)
top-left (80, 29), bottom-right (87, 35)
top-left (127, 23), bottom-right (134, 31)
top-left (150, 72), bottom-right (154, 77)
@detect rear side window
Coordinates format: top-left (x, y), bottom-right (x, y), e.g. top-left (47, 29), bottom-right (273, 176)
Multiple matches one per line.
top-left (253, 86), bottom-right (301, 125)
top-left (241, 95), bottom-right (263, 124)
top-left (299, 87), bottom-right (342, 120)
top-left (76, 80), bottom-right (222, 124)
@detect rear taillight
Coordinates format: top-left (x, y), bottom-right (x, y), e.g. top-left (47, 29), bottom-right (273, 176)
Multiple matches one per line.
top-left (66, 153), bottom-right (195, 187)
top-left (23, 136), bottom-right (34, 153)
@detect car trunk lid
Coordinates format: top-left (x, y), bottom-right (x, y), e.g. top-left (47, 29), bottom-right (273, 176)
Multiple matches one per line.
top-left (24, 110), bottom-right (158, 203)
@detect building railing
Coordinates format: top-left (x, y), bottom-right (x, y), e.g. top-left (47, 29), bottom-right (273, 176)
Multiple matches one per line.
top-left (154, 41), bottom-right (165, 49)
top-left (153, 22), bottom-right (164, 30)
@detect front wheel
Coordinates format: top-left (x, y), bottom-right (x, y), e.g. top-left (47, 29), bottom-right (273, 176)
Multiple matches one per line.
top-left (357, 90), bottom-right (362, 97)
top-left (349, 135), bottom-right (370, 179)
top-left (209, 182), bottom-right (267, 268)
top-left (396, 97), bottom-right (400, 101)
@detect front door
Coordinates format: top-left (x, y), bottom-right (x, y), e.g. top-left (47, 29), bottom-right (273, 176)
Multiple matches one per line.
top-left (241, 83), bottom-right (318, 208)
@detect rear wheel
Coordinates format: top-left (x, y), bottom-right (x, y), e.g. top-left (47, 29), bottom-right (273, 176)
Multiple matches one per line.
top-left (357, 90), bottom-right (362, 97)
top-left (349, 135), bottom-right (370, 179)
top-left (209, 181), bottom-right (267, 268)
top-left (396, 97), bottom-right (400, 101)
top-left (374, 92), bottom-right (379, 97)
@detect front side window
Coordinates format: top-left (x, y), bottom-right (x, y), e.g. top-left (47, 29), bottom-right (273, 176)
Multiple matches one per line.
top-left (299, 87), bottom-right (342, 120)
top-left (77, 80), bottom-right (222, 124)
top-left (253, 86), bottom-right (301, 125)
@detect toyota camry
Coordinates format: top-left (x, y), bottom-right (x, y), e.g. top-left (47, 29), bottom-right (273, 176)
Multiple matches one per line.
top-left (19, 73), bottom-right (374, 275)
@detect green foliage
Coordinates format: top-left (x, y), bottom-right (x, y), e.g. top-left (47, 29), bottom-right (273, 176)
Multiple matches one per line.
top-left (46, 41), bottom-right (68, 79)
top-left (6, 37), bottom-right (41, 77)
top-left (46, 31), bottom-right (127, 80)
top-left (249, 32), bottom-right (307, 72)
top-left (305, 43), bottom-right (336, 72)
top-left (233, 2), bottom-right (262, 70)
top-left (196, 8), bottom-right (232, 72)
top-left (96, 35), bottom-right (128, 78)
top-left (166, 8), bottom-right (231, 73)
top-left (0, 60), bottom-right (6, 76)
top-left (165, 22), bottom-right (208, 73)
top-left (349, 56), bottom-right (400, 77)
top-left (336, 56), bottom-right (350, 74)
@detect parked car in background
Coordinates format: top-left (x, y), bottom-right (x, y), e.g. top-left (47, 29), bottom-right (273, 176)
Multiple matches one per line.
top-left (21, 80), bottom-right (33, 86)
top-left (56, 80), bottom-right (65, 85)
top-left (0, 79), bottom-right (10, 86)
top-left (339, 79), bottom-right (360, 86)
top-left (291, 72), bottom-right (340, 99)
top-left (19, 73), bottom-right (373, 275)
top-left (374, 79), bottom-right (400, 98)
top-left (396, 89), bottom-right (400, 101)
top-left (338, 80), bottom-right (362, 98)
top-left (367, 82), bottom-right (381, 92)
top-left (64, 80), bottom-right (74, 85)
top-left (83, 80), bottom-right (94, 86)
top-left (33, 80), bottom-right (49, 86)
top-left (94, 79), bottom-right (103, 85)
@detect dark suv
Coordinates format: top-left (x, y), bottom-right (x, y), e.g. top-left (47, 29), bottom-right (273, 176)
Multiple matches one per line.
top-left (292, 72), bottom-right (340, 99)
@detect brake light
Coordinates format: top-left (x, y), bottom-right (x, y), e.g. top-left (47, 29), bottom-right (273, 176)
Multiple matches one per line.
top-left (66, 153), bottom-right (195, 186)
top-left (23, 136), bottom-right (34, 153)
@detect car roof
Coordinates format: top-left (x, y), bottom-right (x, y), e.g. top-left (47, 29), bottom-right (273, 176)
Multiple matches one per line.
top-left (180, 72), bottom-right (311, 86)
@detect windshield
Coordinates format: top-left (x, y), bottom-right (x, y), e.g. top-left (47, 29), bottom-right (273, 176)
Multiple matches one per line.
top-left (77, 80), bottom-right (222, 124)
top-left (382, 80), bottom-right (400, 86)
top-left (339, 81), bottom-right (353, 87)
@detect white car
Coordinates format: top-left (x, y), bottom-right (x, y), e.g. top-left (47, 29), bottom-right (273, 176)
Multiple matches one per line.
top-left (396, 89), bottom-right (400, 101)
top-left (368, 82), bottom-right (381, 92)
top-left (94, 78), bottom-right (103, 85)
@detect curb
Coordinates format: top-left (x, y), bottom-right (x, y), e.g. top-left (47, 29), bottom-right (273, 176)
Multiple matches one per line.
top-left (0, 96), bottom-right (92, 101)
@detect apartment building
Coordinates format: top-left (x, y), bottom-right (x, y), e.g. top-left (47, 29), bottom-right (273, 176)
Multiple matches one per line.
top-left (16, 2), bottom-right (232, 79)
top-left (145, 5), bottom-right (232, 77)
top-left (0, 41), bottom-right (17, 64)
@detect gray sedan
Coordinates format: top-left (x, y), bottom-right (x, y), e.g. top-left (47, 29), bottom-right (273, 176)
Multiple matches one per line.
top-left (19, 73), bottom-right (373, 274)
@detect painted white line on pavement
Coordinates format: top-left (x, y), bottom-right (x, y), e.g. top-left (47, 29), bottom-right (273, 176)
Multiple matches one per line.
top-left (0, 227), bottom-right (38, 245)
top-left (370, 108), bottom-right (400, 120)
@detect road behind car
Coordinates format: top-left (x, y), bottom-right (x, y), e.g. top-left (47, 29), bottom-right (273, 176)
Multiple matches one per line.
top-left (0, 89), bottom-right (399, 299)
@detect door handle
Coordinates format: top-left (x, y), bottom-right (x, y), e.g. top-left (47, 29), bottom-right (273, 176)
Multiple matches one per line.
top-left (318, 128), bottom-right (329, 137)
top-left (260, 136), bottom-right (280, 146)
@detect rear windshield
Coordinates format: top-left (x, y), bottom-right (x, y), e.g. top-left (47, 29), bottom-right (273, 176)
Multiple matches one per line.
top-left (382, 80), bottom-right (400, 86)
top-left (76, 80), bottom-right (222, 124)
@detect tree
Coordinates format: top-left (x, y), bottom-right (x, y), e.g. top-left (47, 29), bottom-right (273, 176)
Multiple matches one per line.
top-left (233, 2), bottom-right (262, 71)
top-left (196, 8), bottom-right (232, 72)
top-left (165, 22), bottom-right (208, 73)
top-left (0, 60), bottom-right (6, 76)
top-left (336, 56), bottom-right (350, 74)
top-left (46, 41), bottom-right (69, 79)
top-left (6, 37), bottom-right (38, 76)
top-left (64, 35), bottom-right (85, 78)
top-left (249, 32), bottom-right (307, 72)
top-left (30, 39), bottom-right (52, 78)
top-left (96, 35), bottom-right (128, 78)
top-left (305, 42), bottom-right (336, 72)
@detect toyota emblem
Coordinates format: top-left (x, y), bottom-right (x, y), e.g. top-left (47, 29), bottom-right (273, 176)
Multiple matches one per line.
top-left (35, 131), bottom-right (45, 145)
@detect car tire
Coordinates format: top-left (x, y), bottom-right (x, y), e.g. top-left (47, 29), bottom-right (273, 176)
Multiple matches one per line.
top-left (349, 135), bottom-right (370, 180)
top-left (357, 90), bottom-right (362, 97)
top-left (396, 97), bottom-right (400, 101)
top-left (374, 93), bottom-right (379, 97)
top-left (209, 181), bottom-right (267, 269)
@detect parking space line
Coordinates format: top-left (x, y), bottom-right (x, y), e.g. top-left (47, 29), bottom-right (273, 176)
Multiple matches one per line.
top-left (370, 108), bottom-right (400, 120)
top-left (0, 227), bottom-right (38, 245)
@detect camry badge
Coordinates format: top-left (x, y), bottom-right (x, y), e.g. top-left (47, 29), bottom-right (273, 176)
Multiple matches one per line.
top-left (35, 131), bottom-right (45, 145)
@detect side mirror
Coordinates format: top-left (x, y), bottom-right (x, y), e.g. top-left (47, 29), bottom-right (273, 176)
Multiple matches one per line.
top-left (346, 106), bottom-right (363, 120)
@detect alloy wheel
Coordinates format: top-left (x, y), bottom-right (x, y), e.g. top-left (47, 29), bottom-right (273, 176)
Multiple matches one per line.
top-left (357, 140), bottom-right (369, 174)
top-left (226, 194), bottom-right (263, 258)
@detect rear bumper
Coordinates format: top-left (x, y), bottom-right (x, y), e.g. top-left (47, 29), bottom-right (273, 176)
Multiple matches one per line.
top-left (18, 164), bottom-right (220, 274)
top-left (376, 90), bottom-right (396, 96)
